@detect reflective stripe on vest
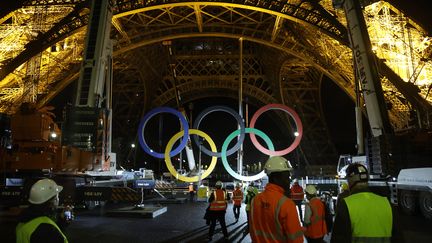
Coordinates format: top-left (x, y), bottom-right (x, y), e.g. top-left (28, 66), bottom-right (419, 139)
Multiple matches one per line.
top-left (233, 189), bottom-right (243, 205)
top-left (345, 192), bottom-right (392, 243)
top-left (210, 189), bottom-right (227, 211)
top-left (305, 197), bottom-right (327, 238)
top-left (252, 195), bottom-right (304, 241)
top-left (16, 216), bottom-right (68, 243)
top-left (290, 185), bottom-right (304, 201)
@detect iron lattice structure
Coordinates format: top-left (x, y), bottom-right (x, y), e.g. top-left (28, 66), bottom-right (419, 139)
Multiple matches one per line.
top-left (1, 0), bottom-right (431, 170)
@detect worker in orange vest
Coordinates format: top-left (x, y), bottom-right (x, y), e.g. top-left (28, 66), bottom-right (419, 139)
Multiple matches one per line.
top-left (304, 184), bottom-right (327, 243)
top-left (207, 180), bottom-right (229, 241)
top-left (232, 182), bottom-right (244, 222)
top-left (250, 156), bottom-right (304, 242)
top-left (290, 179), bottom-right (305, 221)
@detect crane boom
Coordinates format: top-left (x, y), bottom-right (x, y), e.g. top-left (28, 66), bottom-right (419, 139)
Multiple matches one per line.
top-left (62, 0), bottom-right (114, 172)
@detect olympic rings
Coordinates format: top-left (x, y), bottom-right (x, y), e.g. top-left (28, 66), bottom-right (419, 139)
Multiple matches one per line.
top-left (138, 107), bottom-right (189, 159)
top-left (192, 106), bottom-right (245, 157)
top-left (249, 104), bottom-right (303, 156)
top-left (221, 128), bottom-right (274, 182)
top-left (165, 129), bottom-right (218, 183)
top-left (138, 104), bottom-right (303, 182)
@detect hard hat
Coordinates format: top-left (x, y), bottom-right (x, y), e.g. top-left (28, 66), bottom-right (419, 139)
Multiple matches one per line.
top-left (264, 156), bottom-right (293, 175)
top-left (305, 185), bottom-right (317, 195)
top-left (28, 179), bottom-right (63, 204)
top-left (236, 182), bottom-right (241, 188)
top-left (215, 181), bottom-right (223, 187)
top-left (293, 179), bottom-right (299, 185)
top-left (346, 163), bottom-right (369, 188)
top-left (341, 182), bottom-right (348, 191)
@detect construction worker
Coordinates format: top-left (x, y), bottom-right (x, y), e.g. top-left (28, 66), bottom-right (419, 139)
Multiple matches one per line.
top-left (188, 182), bottom-right (195, 202)
top-left (290, 178), bottom-right (305, 221)
top-left (232, 182), bottom-right (244, 222)
top-left (331, 163), bottom-right (393, 243)
top-left (335, 182), bottom-right (349, 210)
top-left (244, 182), bottom-right (258, 233)
top-left (250, 156), bottom-right (304, 243)
top-left (16, 178), bottom-right (68, 243)
top-left (207, 180), bottom-right (229, 241)
top-left (304, 185), bottom-right (327, 243)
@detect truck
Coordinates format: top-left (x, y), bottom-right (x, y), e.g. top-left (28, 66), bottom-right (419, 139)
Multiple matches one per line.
top-left (0, 0), bottom-right (148, 208)
top-left (334, 0), bottom-right (432, 219)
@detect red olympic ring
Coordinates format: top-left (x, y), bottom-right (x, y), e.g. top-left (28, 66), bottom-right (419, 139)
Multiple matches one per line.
top-left (249, 103), bottom-right (303, 156)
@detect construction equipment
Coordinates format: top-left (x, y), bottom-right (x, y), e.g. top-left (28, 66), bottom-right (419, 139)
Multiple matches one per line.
top-left (334, 0), bottom-right (432, 219)
top-left (0, 0), bottom-right (148, 208)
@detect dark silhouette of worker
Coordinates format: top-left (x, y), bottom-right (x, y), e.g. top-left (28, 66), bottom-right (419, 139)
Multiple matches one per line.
top-left (207, 180), bottom-right (229, 241)
top-left (290, 178), bottom-right (305, 221)
top-left (331, 163), bottom-right (403, 243)
top-left (16, 178), bottom-right (69, 243)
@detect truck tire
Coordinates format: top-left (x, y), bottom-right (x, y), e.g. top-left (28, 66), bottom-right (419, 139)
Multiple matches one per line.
top-left (399, 190), bottom-right (418, 215)
top-left (419, 191), bottom-right (432, 220)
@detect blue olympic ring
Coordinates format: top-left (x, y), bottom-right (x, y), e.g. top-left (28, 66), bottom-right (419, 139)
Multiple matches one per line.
top-left (137, 107), bottom-right (189, 159)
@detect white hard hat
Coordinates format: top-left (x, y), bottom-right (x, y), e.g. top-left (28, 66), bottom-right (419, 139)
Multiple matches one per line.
top-left (236, 182), bottom-right (241, 188)
top-left (28, 179), bottom-right (63, 204)
top-left (305, 185), bottom-right (317, 195)
top-left (215, 181), bottom-right (223, 187)
top-left (264, 156), bottom-right (293, 175)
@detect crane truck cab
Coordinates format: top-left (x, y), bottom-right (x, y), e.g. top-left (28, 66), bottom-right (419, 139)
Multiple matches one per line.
top-left (336, 155), bottom-right (432, 220)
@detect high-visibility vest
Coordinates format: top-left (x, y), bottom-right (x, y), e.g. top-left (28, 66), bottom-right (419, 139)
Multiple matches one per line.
top-left (305, 197), bottom-right (327, 239)
top-left (290, 185), bottom-right (304, 201)
top-left (345, 192), bottom-right (392, 243)
top-left (250, 183), bottom-right (303, 243)
top-left (245, 188), bottom-right (257, 211)
top-left (16, 216), bottom-right (68, 243)
top-left (209, 189), bottom-right (227, 211)
top-left (232, 188), bottom-right (243, 206)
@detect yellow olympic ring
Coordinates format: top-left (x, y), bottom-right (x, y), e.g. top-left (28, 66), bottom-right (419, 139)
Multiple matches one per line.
top-left (164, 129), bottom-right (218, 183)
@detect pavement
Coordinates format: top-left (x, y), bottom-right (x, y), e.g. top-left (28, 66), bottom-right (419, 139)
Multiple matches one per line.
top-left (0, 200), bottom-right (253, 243)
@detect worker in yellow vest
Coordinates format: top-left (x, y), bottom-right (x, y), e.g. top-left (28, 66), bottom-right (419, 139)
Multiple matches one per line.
top-left (232, 182), bottom-right (244, 222)
top-left (244, 182), bottom-right (258, 234)
top-left (16, 178), bottom-right (68, 243)
top-left (331, 163), bottom-right (394, 243)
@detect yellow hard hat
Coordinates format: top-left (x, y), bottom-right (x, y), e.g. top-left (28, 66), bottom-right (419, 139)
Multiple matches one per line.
top-left (264, 156), bottom-right (293, 175)
top-left (341, 182), bottom-right (348, 191)
top-left (305, 185), bottom-right (317, 195)
top-left (28, 179), bottom-right (63, 204)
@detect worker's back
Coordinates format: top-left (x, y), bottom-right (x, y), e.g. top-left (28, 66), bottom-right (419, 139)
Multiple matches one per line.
top-left (250, 183), bottom-right (303, 243)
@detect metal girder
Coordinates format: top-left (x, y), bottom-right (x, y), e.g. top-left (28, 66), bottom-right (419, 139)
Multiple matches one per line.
top-left (280, 61), bottom-right (339, 166)
top-left (151, 48), bottom-right (275, 107)
top-left (1, 0), bottom-right (427, 167)
top-left (2, 1), bottom-right (430, 120)
top-left (112, 0), bottom-right (348, 43)
top-left (0, 2), bottom-right (89, 83)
